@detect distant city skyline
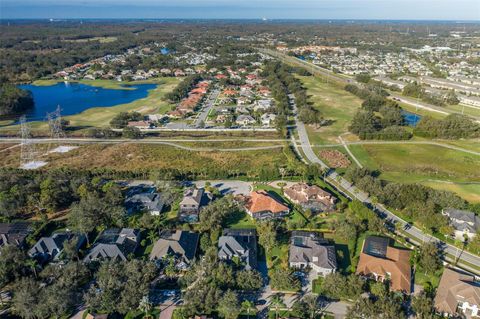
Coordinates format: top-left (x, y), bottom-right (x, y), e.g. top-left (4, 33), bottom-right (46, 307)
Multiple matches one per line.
top-left (1, 0), bottom-right (479, 21)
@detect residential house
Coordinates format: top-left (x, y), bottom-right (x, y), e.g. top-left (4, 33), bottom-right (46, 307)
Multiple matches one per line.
top-left (150, 230), bottom-right (199, 269)
top-left (178, 188), bottom-right (212, 222)
top-left (0, 223), bottom-right (31, 248)
top-left (254, 99), bottom-right (273, 112)
top-left (356, 236), bottom-right (411, 293)
top-left (434, 268), bottom-right (480, 318)
top-left (245, 190), bottom-right (290, 220)
top-left (284, 183), bottom-right (336, 213)
top-left (218, 229), bottom-right (257, 270)
top-left (442, 208), bottom-right (479, 240)
top-left (260, 113), bottom-right (277, 127)
top-left (84, 228), bottom-right (140, 262)
top-left (236, 115), bottom-right (256, 126)
top-left (125, 191), bottom-right (165, 216)
top-left (29, 232), bottom-right (86, 263)
top-left (289, 231), bottom-right (337, 276)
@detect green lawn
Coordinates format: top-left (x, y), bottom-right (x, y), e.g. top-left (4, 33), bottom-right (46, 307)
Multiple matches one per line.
top-left (349, 143), bottom-right (480, 202)
top-left (298, 75), bottom-right (363, 145)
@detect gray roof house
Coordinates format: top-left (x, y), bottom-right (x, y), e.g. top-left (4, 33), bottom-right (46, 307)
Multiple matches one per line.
top-left (0, 223), bottom-right (31, 248)
top-left (442, 208), bottom-right (479, 240)
top-left (149, 230), bottom-right (199, 269)
top-left (29, 232), bottom-right (86, 262)
top-left (84, 228), bottom-right (140, 262)
top-left (289, 231), bottom-right (337, 276)
top-left (218, 229), bottom-right (257, 270)
top-left (125, 192), bottom-right (165, 216)
top-left (178, 188), bottom-right (212, 222)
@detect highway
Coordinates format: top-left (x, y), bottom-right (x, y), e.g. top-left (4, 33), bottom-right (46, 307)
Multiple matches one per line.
top-left (288, 93), bottom-right (480, 275)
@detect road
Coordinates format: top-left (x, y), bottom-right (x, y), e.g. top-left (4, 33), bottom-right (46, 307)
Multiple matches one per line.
top-left (194, 88), bottom-right (220, 127)
top-left (288, 93), bottom-right (480, 275)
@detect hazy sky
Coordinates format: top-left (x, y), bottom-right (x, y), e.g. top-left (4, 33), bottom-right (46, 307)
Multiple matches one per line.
top-left (1, 0), bottom-right (479, 20)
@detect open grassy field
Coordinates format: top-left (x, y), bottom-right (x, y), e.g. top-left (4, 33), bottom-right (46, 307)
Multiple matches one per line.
top-left (297, 75), bottom-right (363, 145)
top-left (0, 78), bottom-right (180, 134)
top-left (0, 143), bottom-right (293, 179)
top-left (62, 36), bottom-right (118, 43)
top-left (349, 143), bottom-right (480, 202)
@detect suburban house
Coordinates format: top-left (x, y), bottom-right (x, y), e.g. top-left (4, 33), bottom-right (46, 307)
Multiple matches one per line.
top-left (442, 208), bottom-right (479, 240)
top-left (84, 228), bottom-right (140, 262)
top-left (150, 230), bottom-right (199, 269)
top-left (284, 183), bottom-right (337, 213)
top-left (260, 113), bottom-right (277, 126)
top-left (245, 190), bottom-right (290, 220)
top-left (434, 267), bottom-right (480, 318)
top-left (235, 115), bottom-right (256, 126)
top-left (289, 231), bottom-right (337, 276)
top-left (178, 187), bottom-right (212, 222)
top-left (218, 228), bottom-right (258, 270)
top-left (125, 191), bottom-right (165, 216)
top-left (0, 222), bottom-right (31, 248)
top-left (356, 236), bottom-right (412, 293)
top-left (29, 232), bottom-right (86, 263)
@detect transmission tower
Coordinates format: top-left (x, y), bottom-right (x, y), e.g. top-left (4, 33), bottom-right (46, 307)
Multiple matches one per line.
top-left (19, 115), bottom-right (36, 167)
top-left (47, 105), bottom-right (65, 140)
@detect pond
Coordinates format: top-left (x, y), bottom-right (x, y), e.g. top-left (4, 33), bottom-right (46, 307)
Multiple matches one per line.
top-left (402, 110), bottom-right (422, 126)
top-left (17, 82), bottom-right (157, 121)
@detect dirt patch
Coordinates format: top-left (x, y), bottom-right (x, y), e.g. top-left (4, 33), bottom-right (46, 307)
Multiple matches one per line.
top-left (319, 150), bottom-right (351, 168)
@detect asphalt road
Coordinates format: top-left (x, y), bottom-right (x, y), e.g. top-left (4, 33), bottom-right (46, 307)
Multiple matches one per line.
top-left (194, 88), bottom-right (220, 127)
top-left (289, 93), bottom-right (480, 275)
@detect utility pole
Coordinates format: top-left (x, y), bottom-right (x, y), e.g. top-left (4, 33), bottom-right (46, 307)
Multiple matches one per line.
top-left (19, 115), bottom-right (36, 167)
top-left (46, 105), bottom-right (65, 153)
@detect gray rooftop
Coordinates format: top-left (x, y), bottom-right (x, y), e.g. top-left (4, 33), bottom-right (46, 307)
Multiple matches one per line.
top-left (289, 231), bottom-right (337, 270)
top-left (218, 228), bottom-right (257, 270)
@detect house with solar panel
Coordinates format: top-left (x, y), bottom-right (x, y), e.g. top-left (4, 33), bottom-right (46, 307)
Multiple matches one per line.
top-left (218, 228), bottom-right (258, 270)
top-left (84, 228), bottom-right (140, 262)
top-left (356, 236), bottom-right (412, 293)
top-left (0, 222), bottom-right (31, 248)
top-left (289, 231), bottom-right (337, 276)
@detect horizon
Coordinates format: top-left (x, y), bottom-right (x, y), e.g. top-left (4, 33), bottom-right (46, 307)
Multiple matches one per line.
top-left (1, 0), bottom-right (479, 21)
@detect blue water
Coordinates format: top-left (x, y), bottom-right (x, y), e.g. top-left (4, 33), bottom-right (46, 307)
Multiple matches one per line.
top-left (18, 82), bottom-right (157, 121)
top-left (160, 48), bottom-right (170, 55)
top-left (402, 110), bottom-right (422, 126)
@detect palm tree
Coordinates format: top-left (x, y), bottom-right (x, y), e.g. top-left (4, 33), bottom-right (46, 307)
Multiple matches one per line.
top-left (241, 300), bottom-right (255, 319)
top-left (303, 294), bottom-right (319, 319)
top-left (147, 229), bottom-right (158, 244)
top-left (25, 259), bottom-right (38, 278)
top-left (270, 294), bottom-right (286, 319)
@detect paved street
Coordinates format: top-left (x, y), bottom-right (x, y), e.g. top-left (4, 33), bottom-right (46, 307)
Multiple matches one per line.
top-left (288, 93), bottom-right (480, 276)
top-left (194, 88), bottom-right (221, 127)
top-left (193, 180), bottom-right (252, 196)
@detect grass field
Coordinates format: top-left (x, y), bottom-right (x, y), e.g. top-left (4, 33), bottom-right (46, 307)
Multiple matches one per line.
top-left (62, 36), bottom-right (118, 43)
top-left (349, 143), bottom-right (480, 202)
top-left (298, 76), bottom-right (363, 145)
top-left (0, 143), bottom-right (293, 179)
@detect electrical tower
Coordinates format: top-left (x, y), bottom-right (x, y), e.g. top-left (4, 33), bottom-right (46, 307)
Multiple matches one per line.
top-left (19, 115), bottom-right (36, 167)
top-left (47, 105), bottom-right (65, 140)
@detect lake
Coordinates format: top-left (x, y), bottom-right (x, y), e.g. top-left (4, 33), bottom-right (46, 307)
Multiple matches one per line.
top-left (402, 110), bottom-right (422, 126)
top-left (18, 82), bottom-right (157, 121)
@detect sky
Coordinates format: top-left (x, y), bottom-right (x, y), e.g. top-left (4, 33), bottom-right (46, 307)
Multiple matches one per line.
top-left (1, 0), bottom-right (479, 20)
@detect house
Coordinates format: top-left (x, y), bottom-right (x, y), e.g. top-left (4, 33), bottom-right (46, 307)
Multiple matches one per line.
top-left (235, 115), bottom-right (256, 126)
top-left (0, 223), bottom-right (31, 248)
top-left (125, 191), bottom-right (165, 216)
top-left (85, 313), bottom-right (108, 319)
top-left (442, 208), bottom-right (479, 240)
top-left (150, 230), bottom-right (199, 269)
top-left (356, 236), bottom-right (411, 293)
top-left (434, 268), bottom-right (480, 318)
top-left (289, 231), bottom-right (337, 276)
top-left (28, 232), bottom-right (86, 263)
top-left (260, 113), bottom-right (277, 126)
top-left (284, 183), bottom-right (336, 213)
top-left (218, 229), bottom-right (257, 270)
top-left (127, 121), bottom-right (153, 129)
top-left (84, 228), bottom-right (140, 262)
top-left (254, 99), bottom-right (273, 111)
top-left (178, 188), bottom-right (212, 222)
top-left (245, 190), bottom-right (290, 220)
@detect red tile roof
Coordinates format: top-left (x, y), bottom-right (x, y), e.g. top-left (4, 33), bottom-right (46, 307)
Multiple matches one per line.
top-left (246, 190), bottom-right (289, 215)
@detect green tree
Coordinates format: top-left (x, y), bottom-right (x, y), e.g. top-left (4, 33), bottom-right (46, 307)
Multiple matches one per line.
top-left (217, 290), bottom-right (241, 319)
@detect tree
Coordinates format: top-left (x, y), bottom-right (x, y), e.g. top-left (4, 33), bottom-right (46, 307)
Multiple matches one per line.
top-left (0, 245), bottom-right (26, 286)
top-left (217, 290), bottom-right (241, 319)
top-left (122, 126), bottom-right (143, 139)
top-left (319, 273), bottom-right (364, 300)
top-left (11, 277), bottom-right (43, 319)
top-left (257, 221), bottom-right (277, 252)
top-left (269, 268), bottom-right (301, 291)
top-left (412, 292), bottom-right (435, 319)
top-left (416, 242), bottom-right (442, 274)
top-left (0, 83), bottom-right (34, 116)
top-left (236, 269), bottom-right (263, 291)
top-left (241, 300), bottom-right (255, 319)
top-left (303, 293), bottom-right (321, 319)
top-left (270, 294), bottom-right (286, 319)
